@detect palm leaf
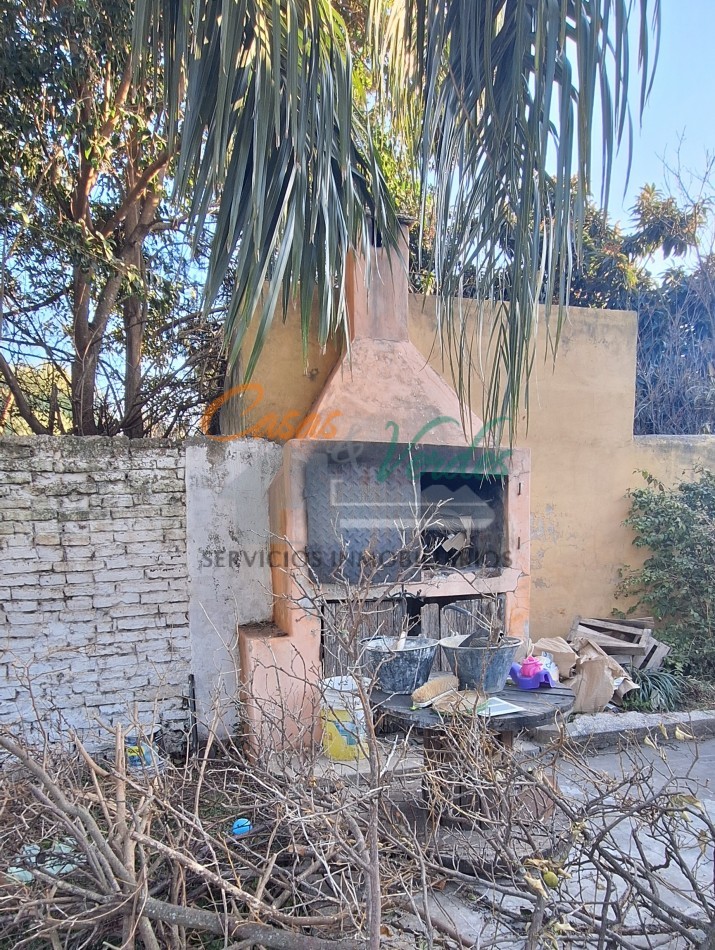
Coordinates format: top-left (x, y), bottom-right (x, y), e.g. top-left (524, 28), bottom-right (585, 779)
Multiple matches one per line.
top-left (372, 0), bottom-right (660, 443)
top-left (134, 0), bottom-right (399, 379)
top-left (134, 0), bottom-right (660, 443)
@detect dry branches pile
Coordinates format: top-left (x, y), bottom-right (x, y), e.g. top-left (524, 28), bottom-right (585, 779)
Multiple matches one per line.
top-left (421, 725), bottom-right (715, 949)
top-left (0, 713), bottom-right (713, 950)
top-left (0, 524), bottom-right (712, 948)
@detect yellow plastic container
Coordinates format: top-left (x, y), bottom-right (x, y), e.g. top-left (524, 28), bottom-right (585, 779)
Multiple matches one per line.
top-left (320, 676), bottom-right (366, 762)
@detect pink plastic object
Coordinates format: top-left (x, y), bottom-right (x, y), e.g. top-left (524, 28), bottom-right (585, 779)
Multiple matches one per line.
top-left (519, 655), bottom-right (543, 677)
top-left (509, 658), bottom-right (556, 690)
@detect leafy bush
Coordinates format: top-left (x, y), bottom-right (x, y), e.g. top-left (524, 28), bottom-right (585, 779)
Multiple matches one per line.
top-left (617, 470), bottom-right (715, 678)
top-left (622, 667), bottom-right (683, 712)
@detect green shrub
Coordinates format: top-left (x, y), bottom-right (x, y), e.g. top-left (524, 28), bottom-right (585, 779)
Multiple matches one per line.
top-left (616, 469), bottom-right (715, 678)
top-left (622, 667), bottom-right (683, 712)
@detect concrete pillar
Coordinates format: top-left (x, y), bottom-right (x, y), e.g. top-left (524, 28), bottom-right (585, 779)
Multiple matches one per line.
top-left (185, 439), bottom-right (282, 735)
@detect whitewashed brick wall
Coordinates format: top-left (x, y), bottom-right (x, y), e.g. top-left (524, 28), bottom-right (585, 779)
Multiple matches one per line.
top-left (0, 437), bottom-right (192, 745)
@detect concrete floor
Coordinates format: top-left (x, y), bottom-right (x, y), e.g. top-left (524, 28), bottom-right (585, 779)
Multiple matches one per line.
top-left (566, 732), bottom-right (715, 795)
top-left (380, 733), bottom-right (715, 948)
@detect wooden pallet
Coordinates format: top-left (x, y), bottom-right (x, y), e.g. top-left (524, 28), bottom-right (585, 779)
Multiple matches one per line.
top-left (568, 616), bottom-right (668, 671)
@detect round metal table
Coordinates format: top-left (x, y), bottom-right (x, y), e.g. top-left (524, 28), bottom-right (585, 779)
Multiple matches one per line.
top-left (371, 684), bottom-right (576, 861)
top-left (370, 684), bottom-right (575, 746)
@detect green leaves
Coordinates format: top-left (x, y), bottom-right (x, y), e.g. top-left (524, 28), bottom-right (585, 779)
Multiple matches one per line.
top-left (373, 0), bottom-right (660, 442)
top-left (135, 0), bottom-right (398, 378)
top-left (617, 469), bottom-right (715, 676)
top-left (623, 667), bottom-right (682, 712)
top-left (0, 0), bottom-right (221, 437)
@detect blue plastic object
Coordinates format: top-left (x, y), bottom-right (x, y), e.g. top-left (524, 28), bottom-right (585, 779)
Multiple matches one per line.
top-left (509, 662), bottom-right (557, 690)
top-left (232, 818), bottom-right (252, 837)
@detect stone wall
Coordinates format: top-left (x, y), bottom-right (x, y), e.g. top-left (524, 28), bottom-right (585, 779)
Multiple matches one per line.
top-left (0, 437), bottom-right (191, 744)
top-left (0, 436), bottom-right (282, 747)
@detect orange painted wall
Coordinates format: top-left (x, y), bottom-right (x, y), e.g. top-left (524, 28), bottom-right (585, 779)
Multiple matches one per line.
top-left (221, 297), bottom-right (715, 641)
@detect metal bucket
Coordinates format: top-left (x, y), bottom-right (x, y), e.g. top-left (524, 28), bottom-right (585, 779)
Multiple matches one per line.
top-left (361, 636), bottom-right (438, 694)
top-left (439, 634), bottom-right (520, 693)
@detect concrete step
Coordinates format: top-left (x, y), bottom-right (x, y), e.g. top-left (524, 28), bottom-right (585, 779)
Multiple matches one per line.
top-left (530, 707), bottom-right (715, 750)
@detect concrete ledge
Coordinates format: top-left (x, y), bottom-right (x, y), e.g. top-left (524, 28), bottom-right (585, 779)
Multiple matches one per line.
top-left (531, 708), bottom-right (715, 750)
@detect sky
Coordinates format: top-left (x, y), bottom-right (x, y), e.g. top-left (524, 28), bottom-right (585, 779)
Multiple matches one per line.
top-left (596, 0), bottom-right (715, 231)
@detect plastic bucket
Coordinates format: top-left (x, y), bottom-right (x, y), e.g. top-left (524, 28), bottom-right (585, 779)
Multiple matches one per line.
top-left (320, 676), bottom-right (367, 761)
top-left (440, 635), bottom-right (520, 693)
top-left (361, 636), bottom-right (439, 694)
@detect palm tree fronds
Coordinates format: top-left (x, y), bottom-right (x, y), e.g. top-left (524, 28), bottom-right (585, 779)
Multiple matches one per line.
top-left (372, 0), bottom-right (660, 442)
top-left (134, 0), bottom-right (660, 443)
top-left (134, 0), bottom-right (399, 378)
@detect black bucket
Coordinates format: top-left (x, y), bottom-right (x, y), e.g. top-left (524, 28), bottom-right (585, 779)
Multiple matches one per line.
top-left (361, 636), bottom-right (438, 694)
top-left (440, 634), bottom-right (520, 693)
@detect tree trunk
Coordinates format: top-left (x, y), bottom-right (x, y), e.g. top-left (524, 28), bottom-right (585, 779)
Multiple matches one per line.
top-left (123, 293), bottom-right (145, 438)
top-left (71, 340), bottom-right (101, 435)
top-left (122, 197), bottom-right (145, 438)
top-left (71, 266), bottom-right (99, 435)
top-left (70, 193), bottom-right (159, 436)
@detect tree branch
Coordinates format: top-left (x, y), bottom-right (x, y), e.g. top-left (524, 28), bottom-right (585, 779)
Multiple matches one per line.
top-left (73, 56), bottom-right (134, 227)
top-left (2, 286), bottom-right (69, 320)
top-left (86, 190), bottom-right (162, 349)
top-left (0, 350), bottom-right (49, 434)
top-left (99, 151), bottom-right (172, 238)
top-left (140, 897), bottom-right (362, 950)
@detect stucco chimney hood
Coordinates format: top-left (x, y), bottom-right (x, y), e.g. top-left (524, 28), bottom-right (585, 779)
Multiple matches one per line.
top-left (306, 225), bottom-right (485, 447)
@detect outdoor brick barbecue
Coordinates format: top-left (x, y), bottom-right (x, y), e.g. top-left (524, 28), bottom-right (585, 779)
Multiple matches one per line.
top-left (237, 226), bottom-right (530, 747)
